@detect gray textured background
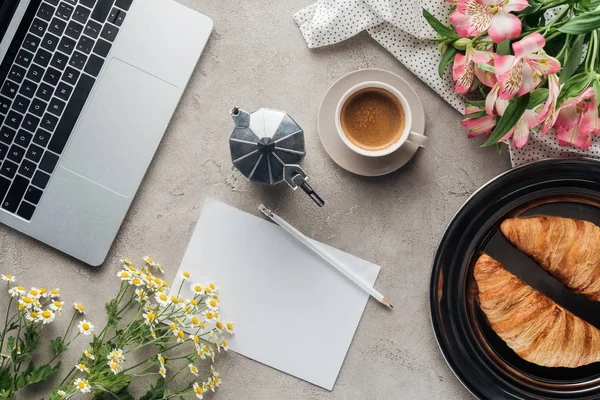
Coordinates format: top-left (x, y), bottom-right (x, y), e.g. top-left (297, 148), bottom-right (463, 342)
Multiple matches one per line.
top-left (4, 0), bottom-right (513, 398)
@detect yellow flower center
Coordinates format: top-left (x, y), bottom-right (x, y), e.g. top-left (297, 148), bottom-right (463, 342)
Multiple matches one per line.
top-left (30, 290), bottom-right (38, 296)
top-left (153, 277), bottom-right (161, 284)
top-left (147, 312), bottom-right (155, 321)
top-left (76, 304), bottom-right (84, 311)
top-left (30, 312), bottom-right (38, 318)
top-left (209, 299), bottom-right (217, 307)
top-left (191, 316), bottom-right (199, 325)
top-left (171, 296), bottom-right (178, 303)
top-left (51, 289), bottom-right (59, 295)
top-left (78, 382), bottom-right (85, 389)
top-left (190, 299), bottom-right (198, 306)
top-left (127, 265), bottom-right (136, 272)
top-left (42, 310), bottom-right (51, 318)
top-left (177, 330), bottom-right (185, 339)
top-left (6, 275), bottom-right (12, 279)
top-left (121, 272), bottom-right (129, 278)
top-left (194, 285), bottom-right (202, 292)
top-left (183, 271), bottom-right (190, 278)
top-left (200, 321), bottom-right (206, 329)
top-left (159, 294), bottom-right (167, 301)
top-left (216, 321), bottom-right (223, 329)
top-left (169, 323), bottom-right (177, 330)
top-left (195, 386), bottom-right (202, 394)
top-left (54, 301), bottom-right (61, 307)
top-left (223, 339), bottom-right (228, 346)
top-left (205, 312), bottom-right (213, 320)
top-left (18, 304), bottom-right (24, 310)
top-left (17, 286), bottom-right (24, 291)
top-left (227, 322), bottom-right (233, 330)
top-left (82, 323), bottom-right (90, 330)
top-left (214, 376), bottom-right (220, 383)
top-left (160, 356), bottom-right (165, 364)
top-left (193, 335), bottom-right (199, 343)
top-left (146, 257), bottom-right (153, 264)
top-left (132, 278), bottom-right (141, 285)
top-left (23, 297), bottom-right (32, 303)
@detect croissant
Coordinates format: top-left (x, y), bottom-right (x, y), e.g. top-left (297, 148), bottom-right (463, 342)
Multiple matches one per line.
top-left (474, 253), bottom-right (600, 368)
top-left (501, 216), bottom-right (600, 300)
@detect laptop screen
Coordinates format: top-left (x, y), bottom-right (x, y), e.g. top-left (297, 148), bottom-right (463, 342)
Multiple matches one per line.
top-left (0, 0), bottom-right (21, 42)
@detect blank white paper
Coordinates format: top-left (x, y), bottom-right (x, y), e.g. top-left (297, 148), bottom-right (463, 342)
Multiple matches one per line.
top-left (172, 198), bottom-right (380, 390)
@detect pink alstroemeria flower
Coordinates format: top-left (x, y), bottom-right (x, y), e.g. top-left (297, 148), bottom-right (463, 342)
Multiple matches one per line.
top-left (537, 74), bottom-right (560, 135)
top-left (450, 0), bottom-right (528, 44)
top-left (462, 104), bottom-right (497, 137)
top-left (453, 48), bottom-right (497, 94)
top-left (494, 33), bottom-right (561, 100)
top-left (553, 88), bottom-right (600, 149)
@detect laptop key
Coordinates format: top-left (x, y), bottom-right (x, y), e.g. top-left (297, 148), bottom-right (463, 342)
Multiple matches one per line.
top-left (84, 54), bottom-right (103, 77)
top-left (22, 114), bottom-right (41, 133)
top-left (41, 33), bottom-right (60, 52)
top-left (22, 35), bottom-right (41, 53)
top-left (39, 151), bottom-right (59, 173)
top-left (0, 143), bottom-right (7, 160)
top-left (26, 144), bottom-right (44, 163)
top-left (30, 18), bottom-right (49, 37)
top-left (84, 20), bottom-right (102, 39)
top-left (5, 111), bottom-right (22, 130)
top-left (9, 65), bottom-right (26, 83)
top-left (1, 81), bottom-right (18, 99)
top-left (81, 0), bottom-right (97, 7)
top-left (56, 2), bottom-right (75, 20)
top-left (45, 0), bottom-right (60, 5)
top-left (100, 24), bottom-right (118, 42)
top-left (48, 18), bottom-right (67, 36)
top-left (7, 145), bottom-right (25, 163)
top-left (2, 175), bottom-right (29, 213)
top-left (50, 52), bottom-right (69, 71)
top-left (43, 67), bottom-right (62, 86)
top-left (55, 82), bottom-right (73, 101)
top-left (62, 67), bottom-right (80, 85)
top-left (0, 160), bottom-right (18, 179)
top-left (65, 21), bottom-right (84, 40)
top-left (73, 5), bottom-right (91, 24)
top-left (17, 201), bottom-right (36, 220)
top-left (108, 8), bottom-right (125, 26)
top-left (34, 129), bottom-right (51, 147)
top-left (32, 170), bottom-right (50, 189)
top-left (48, 97), bottom-right (66, 116)
top-left (0, 177), bottom-right (10, 203)
top-left (16, 130), bottom-right (33, 148)
top-left (41, 113), bottom-right (59, 132)
top-left (58, 36), bottom-right (76, 55)
top-left (19, 160), bottom-right (36, 179)
top-left (0, 96), bottom-right (10, 114)
top-left (69, 51), bottom-right (87, 70)
top-left (26, 63), bottom-right (44, 83)
top-left (77, 35), bottom-right (94, 54)
top-left (48, 74), bottom-right (95, 154)
top-left (91, 0), bottom-right (115, 22)
top-left (92, 38), bottom-right (111, 57)
top-left (13, 95), bottom-right (30, 114)
top-left (36, 83), bottom-right (54, 101)
top-left (34, 48), bottom-right (52, 67)
top-left (29, 98), bottom-right (47, 117)
top-left (115, 0), bottom-right (132, 11)
top-left (0, 127), bottom-right (16, 145)
top-left (19, 80), bottom-right (38, 99)
top-left (25, 185), bottom-right (43, 204)
top-left (15, 50), bottom-right (34, 68)
top-left (37, 2), bottom-right (56, 21)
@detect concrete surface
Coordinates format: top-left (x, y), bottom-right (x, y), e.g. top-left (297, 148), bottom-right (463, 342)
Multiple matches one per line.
top-left (2, 0), bottom-right (513, 398)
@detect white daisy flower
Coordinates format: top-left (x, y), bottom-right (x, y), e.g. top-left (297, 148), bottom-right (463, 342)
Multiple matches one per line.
top-left (175, 329), bottom-right (185, 343)
top-left (73, 303), bottom-right (85, 314)
top-left (193, 382), bottom-right (204, 399)
top-left (208, 378), bottom-right (215, 392)
top-left (215, 320), bottom-right (224, 332)
top-left (25, 310), bottom-right (39, 322)
top-left (19, 296), bottom-right (35, 309)
top-left (75, 363), bottom-right (90, 373)
top-left (50, 288), bottom-right (60, 298)
top-left (108, 348), bottom-right (124, 362)
top-left (181, 271), bottom-right (191, 280)
top-left (121, 258), bottom-right (132, 265)
top-left (108, 360), bottom-right (121, 374)
top-left (155, 292), bottom-right (171, 306)
top-left (135, 288), bottom-right (148, 302)
top-left (39, 287), bottom-right (48, 298)
top-left (57, 389), bottom-right (66, 397)
top-left (1, 274), bottom-right (15, 282)
top-left (84, 350), bottom-right (95, 360)
top-left (188, 363), bottom-right (199, 376)
top-left (129, 276), bottom-right (144, 287)
top-left (117, 270), bottom-right (131, 281)
top-left (205, 297), bottom-right (218, 311)
top-left (159, 366), bottom-right (166, 378)
top-left (203, 310), bottom-right (215, 322)
top-left (157, 353), bottom-right (165, 367)
top-left (143, 256), bottom-right (154, 266)
top-left (78, 320), bottom-right (94, 335)
top-left (220, 339), bottom-right (229, 352)
top-left (8, 286), bottom-right (23, 297)
top-left (205, 282), bottom-right (218, 294)
top-left (74, 378), bottom-right (91, 393)
top-left (143, 311), bottom-right (156, 326)
top-left (28, 288), bottom-right (42, 299)
top-left (50, 300), bottom-right (63, 312)
top-left (39, 309), bottom-right (55, 324)
top-left (224, 320), bottom-right (234, 334)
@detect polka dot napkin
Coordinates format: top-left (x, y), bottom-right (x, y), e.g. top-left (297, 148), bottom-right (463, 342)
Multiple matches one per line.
top-left (294, 0), bottom-right (599, 167)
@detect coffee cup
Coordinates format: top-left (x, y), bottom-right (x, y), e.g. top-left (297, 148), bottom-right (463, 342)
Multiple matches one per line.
top-left (335, 81), bottom-right (427, 157)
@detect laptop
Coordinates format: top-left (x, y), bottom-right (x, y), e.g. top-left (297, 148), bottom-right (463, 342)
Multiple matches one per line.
top-left (0, 0), bottom-right (212, 266)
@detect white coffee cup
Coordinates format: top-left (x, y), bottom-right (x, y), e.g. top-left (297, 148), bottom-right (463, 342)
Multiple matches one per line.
top-left (335, 81), bottom-right (428, 157)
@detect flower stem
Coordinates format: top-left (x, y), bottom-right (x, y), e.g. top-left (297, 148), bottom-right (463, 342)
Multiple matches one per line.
top-left (0, 296), bottom-right (13, 356)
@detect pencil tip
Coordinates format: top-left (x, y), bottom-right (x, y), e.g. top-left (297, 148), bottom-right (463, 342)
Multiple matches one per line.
top-left (382, 297), bottom-right (393, 309)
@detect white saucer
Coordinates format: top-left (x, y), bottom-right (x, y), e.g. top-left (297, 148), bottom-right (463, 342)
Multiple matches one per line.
top-left (317, 69), bottom-right (426, 176)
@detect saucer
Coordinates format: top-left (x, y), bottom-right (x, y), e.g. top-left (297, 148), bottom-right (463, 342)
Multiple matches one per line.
top-left (317, 69), bottom-right (426, 176)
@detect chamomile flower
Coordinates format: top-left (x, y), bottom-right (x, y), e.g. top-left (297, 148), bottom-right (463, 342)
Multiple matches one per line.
top-left (28, 287), bottom-right (42, 299)
top-left (190, 283), bottom-right (204, 295)
top-left (205, 297), bottom-right (218, 311)
top-left (0, 353), bottom-right (10, 360)
top-left (190, 316), bottom-right (201, 328)
top-left (143, 311), bottom-right (156, 326)
top-left (170, 295), bottom-right (179, 304)
top-left (75, 363), bottom-right (90, 373)
top-left (50, 288), bottom-right (60, 298)
top-left (135, 288), bottom-right (148, 302)
top-left (8, 286), bottom-right (23, 297)
top-left (211, 366), bottom-right (221, 387)
top-left (117, 270), bottom-right (131, 280)
top-left (175, 329), bottom-right (185, 342)
top-left (209, 331), bottom-right (218, 341)
top-left (108, 360), bottom-right (121, 374)
top-left (190, 334), bottom-right (200, 346)
top-left (215, 321), bottom-right (224, 332)
top-left (193, 382), bottom-right (204, 399)
top-left (168, 322), bottom-right (177, 332)
top-left (73, 303), bottom-right (85, 314)
top-left (108, 348), bottom-right (124, 362)
top-left (203, 310), bottom-right (215, 322)
top-left (188, 363), bottom-right (199, 376)
top-left (189, 298), bottom-right (198, 308)
top-left (208, 378), bottom-right (215, 392)
top-left (19, 296), bottom-right (34, 309)
top-left (205, 282), bottom-right (218, 294)
top-left (224, 320), bottom-right (234, 334)
top-left (39, 287), bottom-right (47, 297)
top-left (220, 339), bottom-right (229, 352)
top-left (181, 271), bottom-right (191, 280)
top-left (84, 349), bottom-right (95, 360)
top-left (157, 353), bottom-right (165, 367)
top-left (50, 300), bottom-right (63, 311)
top-left (159, 366), bottom-right (166, 378)
top-left (121, 258), bottom-right (132, 265)
top-left (1, 274), bottom-right (15, 282)
top-left (25, 310), bottom-right (39, 322)
top-left (74, 378), bottom-right (91, 393)
top-left (155, 292), bottom-right (171, 306)
top-left (78, 320), bottom-right (94, 335)
top-left (57, 390), bottom-right (66, 397)
top-left (143, 256), bottom-right (154, 266)
top-left (129, 276), bottom-right (144, 287)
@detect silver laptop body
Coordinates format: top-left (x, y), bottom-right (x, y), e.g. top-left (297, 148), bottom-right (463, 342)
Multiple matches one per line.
top-left (0, 0), bottom-right (212, 265)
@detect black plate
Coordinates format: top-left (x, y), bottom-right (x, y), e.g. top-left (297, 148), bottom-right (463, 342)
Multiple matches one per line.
top-left (430, 158), bottom-right (600, 400)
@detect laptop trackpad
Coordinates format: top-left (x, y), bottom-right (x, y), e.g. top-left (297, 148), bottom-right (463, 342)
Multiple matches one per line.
top-left (61, 58), bottom-right (178, 198)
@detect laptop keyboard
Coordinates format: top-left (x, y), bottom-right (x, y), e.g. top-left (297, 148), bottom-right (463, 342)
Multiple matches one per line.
top-left (0, 0), bottom-right (132, 221)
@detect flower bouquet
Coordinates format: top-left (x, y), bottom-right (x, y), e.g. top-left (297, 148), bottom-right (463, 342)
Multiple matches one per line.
top-left (423, 0), bottom-right (600, 149)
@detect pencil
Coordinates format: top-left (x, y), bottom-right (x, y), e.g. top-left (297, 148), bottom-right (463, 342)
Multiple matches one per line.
top-left (259, 204), bottom-right (393, 309)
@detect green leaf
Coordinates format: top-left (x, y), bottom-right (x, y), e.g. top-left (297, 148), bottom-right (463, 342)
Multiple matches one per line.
top-left (483, 94), bottom-right (530, 147)
top-left (497, 39), bottom-right (511, 55)
top-left (463, 110), bottom-right (488, 119)
top-left (0, 367), bottom-right (11, 391)
top-left (558, 9), bottom-right (600, 34)
top-left (438, 46), bottom-right (457, 78)
top-left (580, 0), bottom-right (591, 9)
top-left (594, 79), bottom-right (600, 102)
top-left (140, 377), bottom-right (166, 400)
top-left (518, 2), bottom-right (542, 16)
top-left (6, 337), bottom-right (14, 353)
top-left (477, 63), bottom-right (495, 73)
top-left (94, 388), bottom-right (134, 400)
top-left (106, 299), bottom-right (120, 327)
top-left (558, 71), bottom-right (596, 104)
top-left (528, 88), bottom-right (549, 109)
top-left (466, 99), bottom-right (486, 107)
top-left (422, 9), bottom-right (458, 38)
top-left (560, 34), bottom-right (585, 84)
top-left (51, 337), bottom-right (67, 356)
